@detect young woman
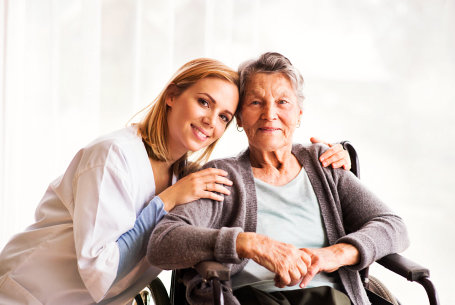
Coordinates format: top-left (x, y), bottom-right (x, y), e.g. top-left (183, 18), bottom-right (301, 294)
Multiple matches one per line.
top-left (0, 58), bottom-right (348, 305)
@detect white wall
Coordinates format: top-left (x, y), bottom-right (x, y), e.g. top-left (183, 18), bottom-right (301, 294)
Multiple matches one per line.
top-left (1, 0), bottom-right (454, 304)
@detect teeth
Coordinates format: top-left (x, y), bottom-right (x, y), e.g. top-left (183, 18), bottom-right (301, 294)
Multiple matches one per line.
top-left (195, 128), bottom-right (208, 138)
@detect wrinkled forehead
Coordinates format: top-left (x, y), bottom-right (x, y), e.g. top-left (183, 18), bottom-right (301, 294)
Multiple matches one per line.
top-left (244, 72), bottom-right (296, 98)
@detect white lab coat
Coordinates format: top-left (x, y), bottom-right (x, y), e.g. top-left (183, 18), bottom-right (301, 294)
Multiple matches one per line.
top-left (0, 126), bottom-right (167, 304)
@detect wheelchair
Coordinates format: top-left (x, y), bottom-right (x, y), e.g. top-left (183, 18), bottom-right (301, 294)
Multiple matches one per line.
top-left (136, 142), bottom-right (439, 305)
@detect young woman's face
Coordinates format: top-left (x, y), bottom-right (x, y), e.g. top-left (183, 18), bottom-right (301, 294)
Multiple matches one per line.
top-left (166, 77), bottom-right (239, 158)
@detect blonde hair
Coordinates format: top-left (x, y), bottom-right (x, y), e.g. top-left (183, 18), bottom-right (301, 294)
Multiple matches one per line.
top-left (136, 58), bottom-right (239, 177)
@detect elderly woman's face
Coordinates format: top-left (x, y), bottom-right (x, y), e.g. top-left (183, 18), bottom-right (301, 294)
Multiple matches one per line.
top-left (238, 73), bottom-right (302, 152)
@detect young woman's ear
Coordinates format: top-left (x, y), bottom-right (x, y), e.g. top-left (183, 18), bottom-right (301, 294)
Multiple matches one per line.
top-left (165, 84), bottom-right (179, 107)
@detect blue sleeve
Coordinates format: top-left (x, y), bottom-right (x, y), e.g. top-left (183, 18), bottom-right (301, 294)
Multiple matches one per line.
top-left (115, 196), bottom-right (167, 281)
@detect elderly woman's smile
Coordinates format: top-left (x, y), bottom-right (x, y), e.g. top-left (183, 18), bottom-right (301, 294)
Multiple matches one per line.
top-left (237, 72), bottom-right (302, 153)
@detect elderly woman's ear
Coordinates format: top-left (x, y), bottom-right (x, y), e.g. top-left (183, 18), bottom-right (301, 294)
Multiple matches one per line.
top-left (235, 114), bottom-right (243, 129)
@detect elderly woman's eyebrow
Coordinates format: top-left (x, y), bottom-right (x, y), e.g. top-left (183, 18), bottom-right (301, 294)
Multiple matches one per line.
top-left (244, 88), bottom-right (265, 97)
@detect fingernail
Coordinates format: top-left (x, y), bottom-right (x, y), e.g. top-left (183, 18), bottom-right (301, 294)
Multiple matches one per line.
top-left (323, 161), bottom-right (328, 167)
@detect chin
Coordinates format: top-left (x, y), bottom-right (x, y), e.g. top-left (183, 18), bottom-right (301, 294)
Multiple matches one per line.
top-left (254, 140), bottom-right (290, 152)
top-left (187, 141), bottom-right (211, 153)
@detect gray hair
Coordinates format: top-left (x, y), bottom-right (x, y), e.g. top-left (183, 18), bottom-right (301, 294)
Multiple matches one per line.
top-left (237, 52), bottom-right (304, 110)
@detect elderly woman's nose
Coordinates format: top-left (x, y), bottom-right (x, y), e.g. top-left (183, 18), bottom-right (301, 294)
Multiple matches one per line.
top-left (261, 103), bottom-right (277, 120)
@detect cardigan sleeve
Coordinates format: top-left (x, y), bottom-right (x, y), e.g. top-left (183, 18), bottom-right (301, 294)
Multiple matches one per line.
top-left (334, 169), bottom-right (410, 270)
top-left (146, 160), bottom-right (246, 270)
top-left (146, 205), bottom-right (243, 270)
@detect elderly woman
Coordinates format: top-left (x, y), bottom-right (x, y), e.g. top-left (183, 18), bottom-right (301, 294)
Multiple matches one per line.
top-left (147, 52), bottom-right (409, 305)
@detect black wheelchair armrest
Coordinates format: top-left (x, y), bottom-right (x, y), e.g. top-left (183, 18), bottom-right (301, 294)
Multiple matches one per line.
top-left (377, 253), bottom-right (440, 305)
top-left (341, 140), bottom-right (360, 178)
top-left (377, 253), bottom-right (429, 282)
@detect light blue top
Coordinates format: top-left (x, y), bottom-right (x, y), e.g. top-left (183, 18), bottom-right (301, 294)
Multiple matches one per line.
top-left (115, 196), bottom-right (167, 281)
top-left (231, 167), bottom-right (341, 292)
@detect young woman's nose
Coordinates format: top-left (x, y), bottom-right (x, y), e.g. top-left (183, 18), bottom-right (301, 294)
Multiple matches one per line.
top-left (202, 111), bottom-right (217, 127)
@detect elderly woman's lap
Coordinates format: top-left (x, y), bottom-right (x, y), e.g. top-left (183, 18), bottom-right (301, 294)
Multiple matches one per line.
top-left (233, 286), bottom-right (351, 305)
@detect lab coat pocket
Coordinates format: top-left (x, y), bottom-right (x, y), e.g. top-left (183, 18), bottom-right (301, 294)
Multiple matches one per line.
top-left (0, 275), bottom-right (43, 305)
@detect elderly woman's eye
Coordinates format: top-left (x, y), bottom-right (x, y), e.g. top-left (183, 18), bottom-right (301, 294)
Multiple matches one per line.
top-left (278, 100), bottom-right (288, 104)
top-left (198, 98), bottom-right (209, 107)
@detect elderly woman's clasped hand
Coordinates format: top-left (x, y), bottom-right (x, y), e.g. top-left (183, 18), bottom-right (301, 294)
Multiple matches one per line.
top-left (299, 244), bottom-right (360, 287)
top-left (236, 232), bottom-right (312, 288)
top-left (237, 232), bottom-right (360, 290)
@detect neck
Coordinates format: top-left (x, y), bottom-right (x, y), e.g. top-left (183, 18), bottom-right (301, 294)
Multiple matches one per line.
top-left (149, 158), bottom-right (174, 195)
top-left (249, 144), bottom-right (302, 185)
top-left (166, 144), bottom-right (187, 164)
top-left (150, 158), bottom-right (173, 172)
top-left (249, 145), bottom-right (293, 172)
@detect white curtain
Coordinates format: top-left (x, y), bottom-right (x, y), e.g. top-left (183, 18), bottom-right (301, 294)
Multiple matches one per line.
top-left (1, 0), bottom-right (454, 303)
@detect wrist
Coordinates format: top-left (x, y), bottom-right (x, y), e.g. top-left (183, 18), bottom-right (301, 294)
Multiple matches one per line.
top-left (236, 232), bottom-right (255, 259)
top-left (157, 191), bottom-right (175, 212)
top-left (334, 243), bottom-right (360, 267)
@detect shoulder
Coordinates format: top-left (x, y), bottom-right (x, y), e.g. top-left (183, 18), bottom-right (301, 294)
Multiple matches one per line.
top-left (292, 143), bottom-right (329, 162)
top-left (202, 149), bottom-right (252, 183)
top-left (204, 150), bottom-right (249, 172)
top-left (77, 127), bottom-right (144, 174)
top-left (293, 142), bottom-right (348, 181)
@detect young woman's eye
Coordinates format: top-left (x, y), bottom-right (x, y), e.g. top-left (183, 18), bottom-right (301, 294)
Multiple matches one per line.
top-left (251, 100), bottom-right (260, 105)
top-left (219, 114), bottom-right (230, 123)
top-left (198, 98), bottom-right (209, 107)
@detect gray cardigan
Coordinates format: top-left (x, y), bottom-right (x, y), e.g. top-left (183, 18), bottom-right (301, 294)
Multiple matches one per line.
top-left (147, 144), bottom-right (409, 305)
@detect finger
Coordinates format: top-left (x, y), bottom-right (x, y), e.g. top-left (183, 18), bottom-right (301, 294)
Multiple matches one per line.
top-left (275, 272), bottom-right (290, 288)
top-left (296, 259), bottom-right (308, 280)
top-left (288, 266), bottom-right (303, 286)
top-left (319, 144), bottom-right (343, 161)
top-left (300, 261), bottom-right (319, 288)
top-left (299, 250), bottom-right (312, 266)
top-left (321, 150), bottom-right (346, 168)
top-left (274, 274), bottom-right (285, 288)
top-left (210, 175), bottom-right (233, 186)
top-left (310, 137), bottom-right (329, 146)
top-left (329, 150), bottom-right (350, 169)
top-left (206, 183), bottom-right (231, 196)
top-left (332, 159), bottom-right (351, 170)
top-left (200, 190), bottom-right (224, 202)
top-left (331, 160), bottom-right (345, 169)
top-left (196, 168), bottom-right (228, 177)
top-left (342, 161), bottom-right (352, 171)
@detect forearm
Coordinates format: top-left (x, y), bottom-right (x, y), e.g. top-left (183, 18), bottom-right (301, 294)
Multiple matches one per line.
top-left (329, 243), bottom-right (360, 268)
top-left (115, 196), bottom-right (167, 280)
top-left (337, 214), bottom-right (409, 270)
